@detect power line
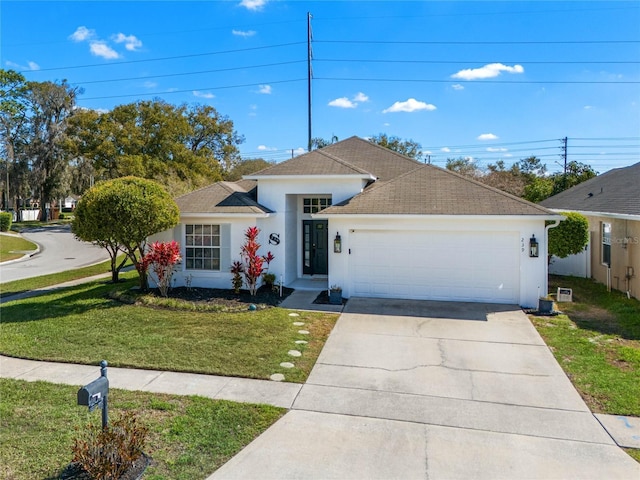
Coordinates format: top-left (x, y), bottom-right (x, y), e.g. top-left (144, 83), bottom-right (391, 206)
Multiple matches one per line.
top-left (316, 58), bottom-right (640, 65)
top-left (80, 78), bottom-right (306, 101)
top-left (22, 42), bottom-right (306, 73)
top-left (316, 76), bottom-right (640, 85)
top-left (316, 39), bottom-right (640, 45)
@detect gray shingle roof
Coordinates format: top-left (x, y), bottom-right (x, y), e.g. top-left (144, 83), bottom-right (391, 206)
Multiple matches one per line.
top-left (320, 164), bottom-right (556, 216)
top-left (540, 162), bottom-right (640, 216)
top-left (176, 181), bottom-right (271, 215)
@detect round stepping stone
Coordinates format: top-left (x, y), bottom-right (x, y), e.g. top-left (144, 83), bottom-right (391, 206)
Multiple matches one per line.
top-left (288, 313), bottom-right (300, 317)
top-left (293, 321), bottom-right (305, 326)
top-left (295, 340), bottom-right (308, 345)
top-left (270, 373), bottom-right (285, 382)
top-left (298, 330), bottom-right (309, 335)
top-left (288, 350), bottom-right (302, 357)
top-left (280, 362), bottom-right (295, 369)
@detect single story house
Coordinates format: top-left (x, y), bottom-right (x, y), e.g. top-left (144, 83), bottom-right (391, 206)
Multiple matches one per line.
top-left (152, 136), bottom-right (561, 308)
top-left (541, 162), bottom-right (640, 300)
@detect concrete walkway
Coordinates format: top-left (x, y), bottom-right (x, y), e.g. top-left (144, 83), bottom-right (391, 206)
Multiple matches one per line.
top-left (1, 294), bottom-right (638, 479)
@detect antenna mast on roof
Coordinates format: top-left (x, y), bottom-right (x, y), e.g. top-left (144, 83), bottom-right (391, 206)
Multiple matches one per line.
top-left (307, 12), bottom-right (313, 152)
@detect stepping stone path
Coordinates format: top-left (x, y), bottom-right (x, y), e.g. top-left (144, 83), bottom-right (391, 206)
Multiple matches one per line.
top-left (288, 313), bottom-right (300, 317)
top-left (288, 350), bottom-right (302, 357)
top-left (270, 373), bottom-right (285, 382)
top-left (293, 321), bottom-right (305, 326)
top-left (280, 362), bottom-right (295, 369)
top-left (298, 330), bottom-right (309, 335)
top-left (295, 340), bottom-right (308, 345)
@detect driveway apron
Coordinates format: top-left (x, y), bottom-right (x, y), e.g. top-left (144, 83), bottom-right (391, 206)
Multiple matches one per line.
top-left (211, 298), bottom-right (640, 480)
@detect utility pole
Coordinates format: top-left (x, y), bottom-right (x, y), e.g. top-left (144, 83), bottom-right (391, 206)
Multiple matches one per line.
top-left (560, 136), bottom-right (568, 189)
top-left (307, 12), bottom-right (313, 152)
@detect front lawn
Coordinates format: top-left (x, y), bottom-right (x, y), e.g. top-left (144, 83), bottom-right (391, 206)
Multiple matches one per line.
top-left (0, 272), bottom-right (337, 383)
top-left (530, 275), bottom-right (640, 462)
top-left (0, 233), bottom-right (37, 262)
top-left (0, 378), bottom-right (284, 480)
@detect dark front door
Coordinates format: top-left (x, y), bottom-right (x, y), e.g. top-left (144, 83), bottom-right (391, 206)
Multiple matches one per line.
top-left (302, 220), bottom-right (328, 275)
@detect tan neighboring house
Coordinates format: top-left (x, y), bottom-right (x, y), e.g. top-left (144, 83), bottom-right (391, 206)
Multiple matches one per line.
top-left (541, 162), bottom-right (640, 300)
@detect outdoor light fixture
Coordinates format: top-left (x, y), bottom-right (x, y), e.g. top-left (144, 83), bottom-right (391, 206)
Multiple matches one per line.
top-left (529, 235), bottom-right (539, 258)
top-left (334, 232), bottom-right (342, 253)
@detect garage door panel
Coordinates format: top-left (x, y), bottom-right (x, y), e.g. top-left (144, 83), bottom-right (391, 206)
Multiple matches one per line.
top-left (350, 231), bottom-right (520, 304)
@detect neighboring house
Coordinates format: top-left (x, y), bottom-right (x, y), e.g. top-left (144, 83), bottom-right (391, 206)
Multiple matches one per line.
top-left (541, 162), bottom-right (640, 300)
top-left (152, 137), bottom-right (561, 308)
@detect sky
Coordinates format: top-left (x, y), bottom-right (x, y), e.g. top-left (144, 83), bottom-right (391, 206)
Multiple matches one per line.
top-left (2, 0), bottom-right (639, 174)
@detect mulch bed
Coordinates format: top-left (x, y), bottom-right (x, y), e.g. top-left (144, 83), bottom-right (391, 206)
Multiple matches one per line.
top-left (152, 285), bottom-right (294, 309)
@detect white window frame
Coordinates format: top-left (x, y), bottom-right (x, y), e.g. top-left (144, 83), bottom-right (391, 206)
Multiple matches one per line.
top-left (601, 222), bottom-right (611, 266)
top-left (185, 224), bottom-right (221, 271)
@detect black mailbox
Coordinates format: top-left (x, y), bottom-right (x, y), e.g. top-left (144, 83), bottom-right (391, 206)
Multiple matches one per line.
top-left (77, 376), bottom-right (109, 411)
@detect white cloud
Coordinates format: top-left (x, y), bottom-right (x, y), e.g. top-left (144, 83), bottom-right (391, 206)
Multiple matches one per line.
top-left (5, 60), bottom-right (40, 71)
top-left (383, 122), bottom-right (390, 127)
top-left (383, 98), bottom-right (436, 113)
top-left (233, 29), bottom-right (256, 37)
top-left (452, 63), bottom-right (524, 80)
top-left (486, 147), bottom-right (508, 152)
top-left (452, 84), bottom-right (464, 90)
top-left (69, 26), bottom-right (95, 42)
top-left (258, 84), bottom-right (272, 94)
top-left (329, 97), bottom-right (357, 108)
top-left (584, 105), bottom-right (593, 110)
top-left (112, 33), bottom-right (142, 51)
top-left (89, 41), bottom-right (120, 59)
top-left (441, 147), bottom-right (451, 153)
top-left (477, 133), bottom-right (498, 141)
top-left (239, 0), bottom-right (267, 10)
top-left (353, 92), bottom-right (369, 102)
top-left (293, 147), bottom-right (306, 155)
top-left (193, 91), bottom-right (215, 99)
top-left (258, 145), bottom-right (278, 151)
top-left (143, 81), bottom-right (157, 88)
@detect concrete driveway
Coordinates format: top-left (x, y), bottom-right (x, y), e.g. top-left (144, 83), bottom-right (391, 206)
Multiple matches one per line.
top-left (211, 298), bottom-right (639, 480)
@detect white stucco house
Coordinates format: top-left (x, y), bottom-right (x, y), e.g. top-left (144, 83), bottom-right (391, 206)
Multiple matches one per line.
top-left (152, 136), bottom-right (561, 308)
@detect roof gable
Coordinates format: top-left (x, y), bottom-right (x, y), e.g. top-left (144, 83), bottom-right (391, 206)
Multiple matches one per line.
top-left (540, 162), bottom-right (640, 216)
top-left (176, 181), bottom-right (271, 215)
top-left (321, 164), bottom-right (556, 216)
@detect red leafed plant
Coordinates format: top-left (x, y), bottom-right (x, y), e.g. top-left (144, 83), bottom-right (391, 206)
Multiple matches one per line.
top-left (237, 226), bottom-right (274, 296)
top-left (144, 240), bottom-right (182, 297)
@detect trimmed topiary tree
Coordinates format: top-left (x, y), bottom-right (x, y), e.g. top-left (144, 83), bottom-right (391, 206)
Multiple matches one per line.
top-left (0, 212), bottom-right (12, 232)
top-left (73, 176), bottom-right (179, 288)
top-left (548, 211), bottom-right (590, 261)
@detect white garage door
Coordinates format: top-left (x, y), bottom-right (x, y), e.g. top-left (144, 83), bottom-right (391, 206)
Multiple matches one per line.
top-left (350, 230), bottom-right (520, 304)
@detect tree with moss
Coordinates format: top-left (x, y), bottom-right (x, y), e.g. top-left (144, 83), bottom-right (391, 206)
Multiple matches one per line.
top-left (548, 211), bottom-right (589, 261)
top-left (72, 176), bottom-right (179, 288)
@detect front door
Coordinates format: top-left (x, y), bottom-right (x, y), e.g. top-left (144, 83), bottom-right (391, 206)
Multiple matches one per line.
top-left (302, 220), bottom-right (328, 275)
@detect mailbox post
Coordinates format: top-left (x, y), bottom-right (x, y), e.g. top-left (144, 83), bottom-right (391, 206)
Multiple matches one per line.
top-left (77, 360), bottom-right (109, 429)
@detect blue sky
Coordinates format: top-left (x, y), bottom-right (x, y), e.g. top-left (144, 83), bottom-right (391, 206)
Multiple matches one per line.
top-left (2, 0), bottom-right (639, 173)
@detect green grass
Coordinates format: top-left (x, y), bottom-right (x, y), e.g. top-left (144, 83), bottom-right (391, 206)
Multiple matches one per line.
top-left (530, 276), bottom-right (640, 417)
top-left (0, 378), bottom-right (284, 480)
top-left (0, 255), bottom-right (130, 298)
top-left (0, 272), bottom-right (337, 382)
top-left (0, 233), bottom-right (37, 262)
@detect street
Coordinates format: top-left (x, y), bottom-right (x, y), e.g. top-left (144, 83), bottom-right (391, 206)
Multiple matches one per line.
top-left (0, 225), bottom-right (110, 283)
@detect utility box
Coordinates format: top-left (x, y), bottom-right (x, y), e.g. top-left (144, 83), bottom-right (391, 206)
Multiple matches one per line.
top-left (557, 288), bottom-right (573, 302)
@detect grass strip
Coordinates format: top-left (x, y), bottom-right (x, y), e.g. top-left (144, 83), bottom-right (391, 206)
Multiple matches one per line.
top-left (0, 234), bottom-right (37, 263)
top-left (0, 378), bottom-right (284, 480)
top-left (0, 274), bottom-right (337, 382)
top-left (530, 275), bottom-right (639, 417)
top-left (0, 255), bottom-right (130, 298)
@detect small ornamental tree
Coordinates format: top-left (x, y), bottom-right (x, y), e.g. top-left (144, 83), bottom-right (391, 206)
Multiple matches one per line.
top-left (237, 226), bottom-right (274, 296)
top-left (548, 212), bottom-right (590, 262)
top-left (145, 240), bottom-right (182, 297)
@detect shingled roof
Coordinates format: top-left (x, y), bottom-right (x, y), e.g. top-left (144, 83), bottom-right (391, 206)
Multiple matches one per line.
top-left (176, 181), bottom-right (271, 215)
top-left (540, 162), bottom-right (640, 216)
top-left (320, 164), bottom-right (556, 216)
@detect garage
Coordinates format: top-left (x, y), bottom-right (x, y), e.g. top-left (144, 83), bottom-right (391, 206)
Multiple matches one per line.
top-left (349, 230), bottom-right (520, 304)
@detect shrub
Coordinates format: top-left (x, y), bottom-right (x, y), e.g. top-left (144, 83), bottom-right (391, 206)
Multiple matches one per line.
top-left (144, 240), bottom-right (182, 297)
top-left (230, 260), bottom-right (244, 294)
top-left (72, 411), bottom-right (148, 480)
top-left (0, 212), bottom-right (12, 231)
top-left (58, 212), bottom-right (65, 220)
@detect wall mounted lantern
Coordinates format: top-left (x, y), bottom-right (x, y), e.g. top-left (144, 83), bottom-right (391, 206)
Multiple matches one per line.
top-left (529, 235), bottom-right (539, 258)
top-left (334, 232), bottom-right (342, 253)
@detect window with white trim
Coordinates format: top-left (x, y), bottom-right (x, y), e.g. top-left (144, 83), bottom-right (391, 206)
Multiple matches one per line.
top-left (185, 224), bottom-right (220, 270)
top-left (303, 197), bottom-right (332, 214)
top-left (602, 222), bottom-right (611, 266)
